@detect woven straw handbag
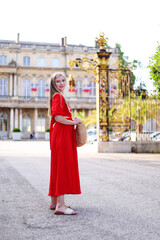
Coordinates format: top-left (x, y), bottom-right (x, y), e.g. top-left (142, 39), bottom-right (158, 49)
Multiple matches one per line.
top-left (75, 123), bottom-right (87, 147)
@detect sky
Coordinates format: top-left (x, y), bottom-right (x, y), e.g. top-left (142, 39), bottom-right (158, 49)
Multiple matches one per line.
top-left (0, 0), bottom-right (160, 94)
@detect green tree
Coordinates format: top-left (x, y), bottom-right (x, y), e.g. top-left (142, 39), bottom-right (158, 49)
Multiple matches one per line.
top-left (72, 110), bottom-right (86, 123)
top-left (134, 82), bottom-right (148, 99)
top-left (148, 42), bottom-right (160, 99)
top-left (116, 96), bottom-right (160, 133)
top-left (84, 109), bottom-right (119, 128)
top-left (84, 110), bottom-right (97, 127)
top-left (115, 43), bottom-right (141, 91)
top-left (85, 98), bottom-right (160, 134)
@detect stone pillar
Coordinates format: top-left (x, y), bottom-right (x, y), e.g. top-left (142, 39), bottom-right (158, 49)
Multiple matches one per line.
top-left (34, 109), bottom-right (38, 132)
top-left (15, 108), bottom-right (18, 128)
top-left (19, 109), bottom-right (22, 132)
top-left (10, 108), bottom-right (14, 138)
top-left (9, 74), bottom-right (13, 96)
top-left (14, 74), bottom-right (17, 96)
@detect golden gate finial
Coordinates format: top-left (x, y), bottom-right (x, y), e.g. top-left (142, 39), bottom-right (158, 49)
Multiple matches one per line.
top-left (95, 32), bottom-right (108, 50)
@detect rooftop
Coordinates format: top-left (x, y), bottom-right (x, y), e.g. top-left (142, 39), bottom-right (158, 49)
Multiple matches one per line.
top-left (0, 35), bottom-right (118, 54)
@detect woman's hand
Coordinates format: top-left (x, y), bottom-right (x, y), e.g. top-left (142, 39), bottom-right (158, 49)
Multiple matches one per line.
top-left (54, 115), bottom-right (81, 125)
top-left (73, 117), bottom-right (81, 125)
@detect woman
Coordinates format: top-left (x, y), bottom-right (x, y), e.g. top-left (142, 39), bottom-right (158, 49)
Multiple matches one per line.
top-left (48, 72), bottom-right (81, 215)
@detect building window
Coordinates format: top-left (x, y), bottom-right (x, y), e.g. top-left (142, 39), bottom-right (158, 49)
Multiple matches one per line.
top-left (89, 81), bottom-right (96, 96)
top-left (0, 56), bottom-right (7, 65)
top-left (76, 81), bottom-right (83, 96)
top-left (37, 113), bottom-right (46, 132)
top-left (22, 113), bottom-right (31, 132)
top-left (37, 80), bottom-right (45, 98)
top-left (38, 58), bottom-right (45, 67)
top-left (0, 78), bottom-right (8, 96)
top-left (52, 58), bottom-right (60, 68)
top-left (23, 57), bottom-right (30, 66)
top-left (23, 79), bottom-right (31, 98)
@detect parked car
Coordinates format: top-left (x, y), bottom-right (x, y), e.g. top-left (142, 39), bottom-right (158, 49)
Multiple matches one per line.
top-left (118, 132), bottom-right (130, 141)
top-left (150, 132), bottom-right (160, 140)
top-left (87, 135), bottom-right (97, 144)
top-left (152, 133), bottom-right (160, 141)
top-left (110, 132), bottom-right (121, 141)
top-left (87, 128), bottom-right (108, 144)
top-left (87, 128), bottom-right (97, 144)
top-left (87, 128), bottom-right (97, 136)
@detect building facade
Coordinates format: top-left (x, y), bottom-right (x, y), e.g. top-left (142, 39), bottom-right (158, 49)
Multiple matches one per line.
top-left (0, 35), bottom-right (118, 139)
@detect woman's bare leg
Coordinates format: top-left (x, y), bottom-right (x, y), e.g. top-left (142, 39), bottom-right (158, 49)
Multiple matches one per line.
top-left (56, 195), bottom-right (77, 214)
top-left (50, 196), bottom-right (57, 209)
top-left (56, 195), bottom-right (67, 212)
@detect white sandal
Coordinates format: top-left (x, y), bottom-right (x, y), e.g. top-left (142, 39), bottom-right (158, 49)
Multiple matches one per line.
top-left (54, 208), bottom-right (77, 215)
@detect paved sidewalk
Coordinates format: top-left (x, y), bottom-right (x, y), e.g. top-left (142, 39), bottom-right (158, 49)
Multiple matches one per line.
top-left (0, 141), bottom-right (160, 240)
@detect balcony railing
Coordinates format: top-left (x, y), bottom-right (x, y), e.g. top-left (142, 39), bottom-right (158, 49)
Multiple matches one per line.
top-left (0, 95), bottom-right (96, 103)
top-left (0, 95), bottom-right (49, 101)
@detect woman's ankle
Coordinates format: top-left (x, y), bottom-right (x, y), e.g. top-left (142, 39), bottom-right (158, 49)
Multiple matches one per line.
top-left (50, 196), bottom-right (57, 206)
top-left (56, 203), bottom-right (64, 208)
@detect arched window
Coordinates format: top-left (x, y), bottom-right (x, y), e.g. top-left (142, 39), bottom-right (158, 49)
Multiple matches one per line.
top-left (22, 114), bottom-right (31, 132)
top-left (37, 113), bottom-right (46, 132)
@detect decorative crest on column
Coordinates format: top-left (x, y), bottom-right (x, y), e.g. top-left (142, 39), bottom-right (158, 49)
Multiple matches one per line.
top-left (95, 32), bottom-right (108, 50)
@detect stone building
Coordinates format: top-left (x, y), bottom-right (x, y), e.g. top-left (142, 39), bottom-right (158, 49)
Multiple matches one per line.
top-left (0, 34), bottom-right (118, 139)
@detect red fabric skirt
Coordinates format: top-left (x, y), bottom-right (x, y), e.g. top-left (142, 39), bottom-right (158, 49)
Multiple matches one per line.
top-left (48, 122), bottom-right (81, 197)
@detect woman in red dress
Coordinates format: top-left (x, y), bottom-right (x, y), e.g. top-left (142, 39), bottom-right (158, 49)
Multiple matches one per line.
top-left (48, 72), bottom-right (81, 215)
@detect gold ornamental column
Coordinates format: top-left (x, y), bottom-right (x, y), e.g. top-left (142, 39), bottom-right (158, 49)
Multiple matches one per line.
top-left (68, 32), bottom-right (112, 146)
top-left (95, 33), bottom-right (112, 142)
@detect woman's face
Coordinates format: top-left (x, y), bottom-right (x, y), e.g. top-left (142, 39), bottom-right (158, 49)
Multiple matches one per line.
top-left (54, 75), bottom-right (66, 93)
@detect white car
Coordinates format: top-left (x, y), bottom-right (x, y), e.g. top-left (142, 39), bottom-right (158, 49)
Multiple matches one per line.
top-left (152, 134), bottom-right (160, 141)
top-left (87, 135), bottom-right (97, 144)
top-left (150, 132), bottom-right (160, 140)
top-left (87, 129), bottom-right (97, 144)
top-left (87, 129), bottom-right (97, 136)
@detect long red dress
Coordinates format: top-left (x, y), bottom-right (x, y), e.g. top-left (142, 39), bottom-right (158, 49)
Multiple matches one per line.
top-left (48, 93), bottom-right (81, 197)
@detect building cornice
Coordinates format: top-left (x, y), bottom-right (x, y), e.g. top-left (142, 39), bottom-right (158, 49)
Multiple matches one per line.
top-left (0, 65), bottom-right (94, 73)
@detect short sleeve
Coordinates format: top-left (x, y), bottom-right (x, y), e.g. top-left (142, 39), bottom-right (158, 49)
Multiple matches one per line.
top-left (51, 93), bottom-right (65, 116)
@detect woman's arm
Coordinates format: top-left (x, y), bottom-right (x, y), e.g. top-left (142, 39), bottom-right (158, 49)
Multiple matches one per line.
top-left (54, 115), bottom-right (81, 125)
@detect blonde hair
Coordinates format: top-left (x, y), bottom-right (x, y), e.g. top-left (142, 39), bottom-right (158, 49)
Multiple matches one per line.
top-left (48, 72), bottom-right (66, 117)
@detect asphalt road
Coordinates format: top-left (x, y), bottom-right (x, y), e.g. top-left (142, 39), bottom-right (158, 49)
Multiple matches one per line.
top-left (0, 141), bottom-right (160, 240)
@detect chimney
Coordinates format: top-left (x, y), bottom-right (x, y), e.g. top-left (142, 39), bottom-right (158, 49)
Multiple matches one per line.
top-left (61, 37), bottom-right (64, 47)
top-left (16, 33), bottom-right (20, 43)
top-left (64, 36), bottom-right (67, 46)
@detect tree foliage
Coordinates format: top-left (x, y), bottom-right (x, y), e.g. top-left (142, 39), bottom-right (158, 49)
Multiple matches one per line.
top-left (84, 110), bottom-right (97, 127)
top-left (85, 96), bottom-right (160, 134)
top-left (115, 43), bottom-right (141, 90)
top-left (148, 42), bottom-right (160, 99)
top-left (134, 82), bottom-right (148, 99)
top-left (116, 96), bottom-right (160, 133)
top-left (72, 110), bottom-right (85, 123)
